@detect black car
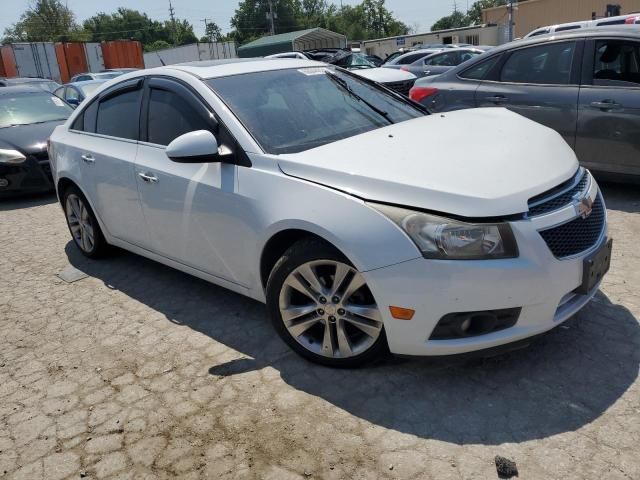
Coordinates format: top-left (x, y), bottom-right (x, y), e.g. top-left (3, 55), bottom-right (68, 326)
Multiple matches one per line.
top-left (0, 86), bottom-right (73, 196)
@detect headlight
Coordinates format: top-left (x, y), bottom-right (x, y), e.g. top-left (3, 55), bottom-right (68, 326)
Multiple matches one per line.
top-left (0, 149), bottom-right (26, 164)
top-left (370, 203), bottom-right (518, 260)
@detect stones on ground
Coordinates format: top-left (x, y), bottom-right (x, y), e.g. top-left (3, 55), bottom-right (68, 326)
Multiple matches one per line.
top-left (495, 455), bottom-right (518, 478)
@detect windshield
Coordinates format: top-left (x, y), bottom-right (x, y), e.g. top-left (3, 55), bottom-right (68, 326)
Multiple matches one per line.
top-left (207, 67), bottom-right (424, 154)
top-left (0, 92), bottom-right (73, 128)
top-left (330, 52), bottom-right (376, 69)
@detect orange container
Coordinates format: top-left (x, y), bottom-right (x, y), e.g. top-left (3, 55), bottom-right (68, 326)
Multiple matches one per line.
top-left (101, 41), bottom-right (144, 69)
top-left (0, 45), bottom-right (18, 78)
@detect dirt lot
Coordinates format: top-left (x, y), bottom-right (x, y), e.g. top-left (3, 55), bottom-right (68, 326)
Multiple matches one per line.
top-left (0, 183), bottom-right (639, 480)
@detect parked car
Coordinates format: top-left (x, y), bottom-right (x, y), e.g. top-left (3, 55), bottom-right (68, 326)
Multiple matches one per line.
top-left (525, 13), bottom-right (640, 38)
top-left (385, 47), bottom-right (492, 78)
top-left (365, 54), bottom-right (384, 66)
top-left (69, 72), bottom-right (122, 82)
top-left (50, 59), bottom-right (610, 367)
top-left (0, 86), bottom-right (73, 195)
top-left (53, 80), bottom-right (109, 108)
top-left (0, 77), bottom-right (61, 92)
top-left (383, 48), bottom-right (444, 66)
top-left (410, 27), bottom-right (640, 179)
top-left (268, 50), bottom-right (417, 96)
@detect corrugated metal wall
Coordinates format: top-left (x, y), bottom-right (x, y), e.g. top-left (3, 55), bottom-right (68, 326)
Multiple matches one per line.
top-left (1, 41), bottom-right (142, 82)
top-left (484, 0), bottom-right (640, 38)
top-left (0, 46), bottom-right (18, 78)
top-left (101, 41), bottom-right (144, 69)
top-left (143, 42), bottom-right (237, 68)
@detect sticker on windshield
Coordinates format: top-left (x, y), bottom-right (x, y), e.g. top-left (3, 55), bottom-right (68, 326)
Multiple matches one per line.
top-left (298, 67), bottom-right (329, 76)
top-left (51, 96), bottom-right (65, 107)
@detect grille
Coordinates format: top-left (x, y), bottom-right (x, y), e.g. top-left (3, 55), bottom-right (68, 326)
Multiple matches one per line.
top-left (383, 79), bottom-right (415, 96)
top-left (528, 169), bottom-right (589, 216)
top-left (539, 195), bottom-right (605, 258)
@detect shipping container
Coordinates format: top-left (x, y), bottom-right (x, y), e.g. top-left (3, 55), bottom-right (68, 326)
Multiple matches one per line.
top-left (9, 42), bottom-right (61, 82)
top-left (85, 42), bottom-right (105, 72)
top-left (0, 46), bottom-right (18, 78)
top-left (143, 42), bottom-right (237, 68)
top-left (54, 43), bottom-right (89, 83)
top-left (101, 41), bottom-right (144, 69)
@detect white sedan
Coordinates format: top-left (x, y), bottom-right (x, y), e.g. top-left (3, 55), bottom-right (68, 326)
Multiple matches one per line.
top-left (49, 59), bottom-right (611, 367)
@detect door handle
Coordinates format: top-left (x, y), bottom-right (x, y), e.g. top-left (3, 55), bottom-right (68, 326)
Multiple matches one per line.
top-left (138, 172), bottom-right (159, 184)
top-left (590, 100), bottom-right (622, 111)
top-left (485, 95), bottom-right (508, 104)
top-left (81, 154), bottom-right (94, 164)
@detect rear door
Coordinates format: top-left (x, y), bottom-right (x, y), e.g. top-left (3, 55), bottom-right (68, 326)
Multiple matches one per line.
top-left (67, 78), bottom-right (150, 247)
top-left (134, 77), bottom-right (243, 283)
top-left (475, 40), bottom-right (582, 148)
top-left (575, 37), bottom-right (640, 175)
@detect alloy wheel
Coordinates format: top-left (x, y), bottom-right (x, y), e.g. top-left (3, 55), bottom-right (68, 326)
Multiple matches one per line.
top-left (278, 260), bottom-right (383, 358)
top-left (65, 193), bottom-right (95, 253)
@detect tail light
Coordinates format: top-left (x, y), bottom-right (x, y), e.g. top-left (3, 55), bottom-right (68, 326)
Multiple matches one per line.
top-left (409, 86), bottom-right (439, 103)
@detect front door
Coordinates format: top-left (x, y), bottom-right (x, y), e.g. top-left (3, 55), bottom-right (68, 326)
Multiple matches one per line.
top-left (476, 40), bottom-right (582, 148)
top-left (576, 38), bottom-right (640, 175)
top-left (134, 77), bottom-right (242, 284)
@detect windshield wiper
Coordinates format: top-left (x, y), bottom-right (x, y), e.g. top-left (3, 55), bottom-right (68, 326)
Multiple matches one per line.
top-left (326, 72), bottom-right (392, 124)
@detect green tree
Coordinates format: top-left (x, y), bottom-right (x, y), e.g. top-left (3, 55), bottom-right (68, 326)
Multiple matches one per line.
top-left (146, 40), bottom-right (171, 52)
top-left (2, 0), bottom-right (78, 42)
top-left (230, 0), bottom-right (301, 44)
top-left (431, 10), bottom-right (467, 31)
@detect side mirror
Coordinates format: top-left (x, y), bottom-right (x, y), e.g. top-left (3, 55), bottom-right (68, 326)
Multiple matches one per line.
top-left (67, 97), bottom-right (80, 107)
top-left (166, 130), bottom-right (219, 163)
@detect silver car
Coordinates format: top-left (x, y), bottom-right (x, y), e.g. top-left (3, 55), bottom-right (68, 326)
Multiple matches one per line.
top-left (410, 27), bottom-right (640, 179)
top-left (386, 47), bottom-right (492, 79)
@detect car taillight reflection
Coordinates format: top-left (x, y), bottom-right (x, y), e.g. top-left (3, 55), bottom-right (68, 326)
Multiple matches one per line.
top-left (409, 86), bottom-right (439, 103)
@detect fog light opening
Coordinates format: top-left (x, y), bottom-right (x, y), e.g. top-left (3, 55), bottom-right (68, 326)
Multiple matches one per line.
top-left (430, 308), bottom-right (521, 340)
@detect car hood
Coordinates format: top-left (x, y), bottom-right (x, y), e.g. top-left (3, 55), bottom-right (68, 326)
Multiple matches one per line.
top-left (277, 108), bottom-right (578, 218)
top-left (0, 120), bottom-right (65, 155)
top-left (351, 67), bottom-right (416, 83)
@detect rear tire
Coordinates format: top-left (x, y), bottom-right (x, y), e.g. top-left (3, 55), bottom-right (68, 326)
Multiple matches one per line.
top-left (266, 239), bottom-right (388, 368)
top-left (62, 185), bottom-right (108, 258)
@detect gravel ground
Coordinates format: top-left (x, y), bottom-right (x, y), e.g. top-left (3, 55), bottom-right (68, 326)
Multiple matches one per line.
top-left (0, 183), bottom-right (638, 480)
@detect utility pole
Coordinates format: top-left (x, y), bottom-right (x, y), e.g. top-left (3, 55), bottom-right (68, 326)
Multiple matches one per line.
top-left (201, 18), bottom-right (211, 42)
top-left (267, 0), bottom-right (276, 35)
top-left (507, 0), bottom-right (514, 42)
top-left (169, 0), bottom-right (177, 46)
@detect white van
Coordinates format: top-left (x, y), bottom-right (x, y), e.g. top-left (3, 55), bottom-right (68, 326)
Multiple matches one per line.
top-left (525, 13), bottom-right (640, 38)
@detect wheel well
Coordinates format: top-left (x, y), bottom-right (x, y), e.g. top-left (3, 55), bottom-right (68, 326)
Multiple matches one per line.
top-left (56, 177), bottom-right (76, 206)
top-left (260, 230), bottom-right (333, 289)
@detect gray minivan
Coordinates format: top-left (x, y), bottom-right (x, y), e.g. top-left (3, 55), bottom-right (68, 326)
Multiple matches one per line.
top-left (410, 27), bottom-right (640, 179)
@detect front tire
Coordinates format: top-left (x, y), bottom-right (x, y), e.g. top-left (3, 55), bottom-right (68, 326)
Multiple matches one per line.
top-left (62, 185), bottom-right (108, 258)
top-left (266, 239), bottom-right (388, 367)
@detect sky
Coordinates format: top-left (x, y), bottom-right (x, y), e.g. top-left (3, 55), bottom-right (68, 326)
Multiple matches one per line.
top-left (2, 0), bottom-right (460, 39)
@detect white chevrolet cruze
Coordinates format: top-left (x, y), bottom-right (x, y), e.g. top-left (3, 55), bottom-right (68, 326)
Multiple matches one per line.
top-left (49, 59), bottom-right (612, 367)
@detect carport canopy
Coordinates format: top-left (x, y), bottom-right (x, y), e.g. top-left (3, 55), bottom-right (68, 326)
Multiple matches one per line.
top-left (237, 28), bottom-right (347, 57)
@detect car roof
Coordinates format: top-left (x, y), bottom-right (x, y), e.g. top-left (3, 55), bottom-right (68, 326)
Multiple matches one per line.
top-left (0, 85), bottom-right (50, 95)
top-left (165, 58), bottom-right (326, 79)
top-left (5, 77), bottom-right (53, 83)
top-left (502, 25), bottom-right (640, 51)
top-left (67, 79), bottom-right (109, 86)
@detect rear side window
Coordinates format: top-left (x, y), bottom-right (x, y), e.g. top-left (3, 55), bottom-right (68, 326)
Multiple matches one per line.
top-left (500, 42), bottom-right (576, 85)
top-left (529, 29), bottom-right (550, 37)
top-left (459, 55), bottom-right (500, 80)
top-left (397, 52), bottom-right (430, 64)
top-left (555, 25), bottom-right (582, 32)
top-left (96, 89), bottom-right (140, 140)
top-left (593, 40), bottom-right (640, 86)
top-left (424, 52), bottom-right (459, 66)
top-left (147, 89), bottom-right (212, 146)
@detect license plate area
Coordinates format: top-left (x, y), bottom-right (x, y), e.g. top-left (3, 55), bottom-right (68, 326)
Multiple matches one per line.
top-left (577, 239), bottom-right (612, 294)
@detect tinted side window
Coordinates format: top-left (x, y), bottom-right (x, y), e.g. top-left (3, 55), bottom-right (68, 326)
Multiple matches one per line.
top-left (147, 89), bottom-right (212, 146)
top-left (425, 52), bottom-right (459, 66)
top-left (500, 42), bottom-right (576, 85)
top-left (593, 40), bottom-right (640, 86)
top-left (459, 55), bottom-right (500, 80)
top-left (66, 87), bottom-right (80, 101)
top-left (398, 52), bottom-right (429, 64)
top-left (96, 89), bottom-right (141, 140)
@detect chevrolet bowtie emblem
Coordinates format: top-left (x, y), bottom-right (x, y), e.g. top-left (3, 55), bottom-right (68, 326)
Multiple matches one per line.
top-left (576, 196), bottom-right (594, 219)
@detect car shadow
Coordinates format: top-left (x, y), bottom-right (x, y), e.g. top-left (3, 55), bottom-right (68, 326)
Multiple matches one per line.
top-left (0, 191), bottom-right (57, 211)
top-left (599, 181), bottom-right (640, 214)
top-left (65, 242), bottom-right (639, 445)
